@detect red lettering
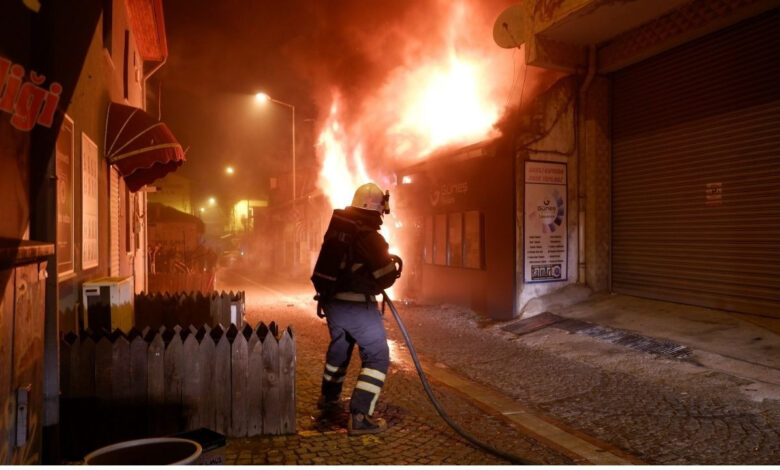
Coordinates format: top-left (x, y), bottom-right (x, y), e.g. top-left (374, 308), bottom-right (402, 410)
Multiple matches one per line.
top-left (0, 64), bottom-right (23, 113)
top-left (11, 82), bottom-right (46, 131)
top-left (0, 58), bottom-right (10, 96)
top-left (37, 82), bottom-right (61, 127)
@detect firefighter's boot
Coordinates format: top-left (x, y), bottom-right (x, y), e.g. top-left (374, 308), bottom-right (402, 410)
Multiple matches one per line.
top-left (348, 412), bottom-right (387, 435)
top-left (317, 394), bottom-right (340, 410)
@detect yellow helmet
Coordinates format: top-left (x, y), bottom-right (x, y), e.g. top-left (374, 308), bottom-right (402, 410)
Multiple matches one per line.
top-left (351, 182), bottom-right (390, 214)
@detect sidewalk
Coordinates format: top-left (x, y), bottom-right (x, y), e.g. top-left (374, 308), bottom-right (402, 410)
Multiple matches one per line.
top-left (522, 292), bottom-right (780, 399)
top-left (388, 293), bottom-right (780, 464)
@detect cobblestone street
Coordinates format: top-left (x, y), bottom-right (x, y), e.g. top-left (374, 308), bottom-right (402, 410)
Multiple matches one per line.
top-left (392, 303), bottom-right (780, 465)
top-left (217, 270), bottom-right (780, 465)
top-left (227, 300), bottom-right (574, 465)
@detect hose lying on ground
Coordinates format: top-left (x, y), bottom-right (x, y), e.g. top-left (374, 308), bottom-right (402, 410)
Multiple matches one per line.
top-left (382, 291), bottom-right (534, 465)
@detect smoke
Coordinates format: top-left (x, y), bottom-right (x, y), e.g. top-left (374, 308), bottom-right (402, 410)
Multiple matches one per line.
top-left (161, 0), bottom-right (532, 203)
top-left (282, 0), bottom-right (521, 170)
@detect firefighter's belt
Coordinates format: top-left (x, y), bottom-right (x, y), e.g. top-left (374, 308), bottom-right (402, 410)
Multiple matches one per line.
top-left (333, 292), bottom-right (377, 303)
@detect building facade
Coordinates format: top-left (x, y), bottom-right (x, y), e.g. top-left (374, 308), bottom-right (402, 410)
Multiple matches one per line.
top-left (516, 0), bottom-right (780, 319)
top-left (0, 0), bottom-right (182, 463)
top-left (395, 0), bottom-right (780, 321)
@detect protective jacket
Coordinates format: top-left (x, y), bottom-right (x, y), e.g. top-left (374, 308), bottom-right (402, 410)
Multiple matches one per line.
top-left (311, 206), bottom-right (401, 303)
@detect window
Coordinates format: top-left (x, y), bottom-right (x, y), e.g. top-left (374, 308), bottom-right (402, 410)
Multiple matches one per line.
top-left (424, 210), bottom-right (483, 269)
top-left (448, 213), bottom-right (463, 267)
top-left (463, 210), bottom-right (482, 269)
top-left (433, 214), bottom-right (447, 265)
top-left (423, 215), bottom-right (433, 264)
top-left (126, 191), bottom-right (135, 253)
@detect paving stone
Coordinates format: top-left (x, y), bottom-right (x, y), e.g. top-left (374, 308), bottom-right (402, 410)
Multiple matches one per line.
top-left (212, 295), bottom-right (780, 465)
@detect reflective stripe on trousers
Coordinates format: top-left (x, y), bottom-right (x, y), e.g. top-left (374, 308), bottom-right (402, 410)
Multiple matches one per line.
top-left (321, 300), bottom-right (389, 416)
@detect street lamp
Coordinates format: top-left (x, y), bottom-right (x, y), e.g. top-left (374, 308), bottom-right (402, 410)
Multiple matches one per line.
top-left (208, 197), bottom-right (216, 206)
top-left (255, 92), bottom-right (296, 201)
top-left (226, 166), bottom-right (234, 175)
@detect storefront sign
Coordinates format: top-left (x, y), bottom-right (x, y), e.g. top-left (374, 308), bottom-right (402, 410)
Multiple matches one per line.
top-left (0, 56), bottom-right (62, 131)
top-left (524, 161), bottom-right (567, 283)
top-left (430, 181), bottom-right (468, 207)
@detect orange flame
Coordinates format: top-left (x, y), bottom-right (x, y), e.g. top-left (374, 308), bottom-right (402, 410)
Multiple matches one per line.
top-left (387, 53), bottom-right (502, 157)
top-left (316, 97), bottom-right (371, 209)
top-left (315, 1), bottom-right (515, 297)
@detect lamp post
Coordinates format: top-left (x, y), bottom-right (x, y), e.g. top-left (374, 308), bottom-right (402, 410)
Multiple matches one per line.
top-left (255, 92), bottom-right (296, 201)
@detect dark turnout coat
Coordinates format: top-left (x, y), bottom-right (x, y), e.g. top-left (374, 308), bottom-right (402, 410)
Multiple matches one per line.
top-left (312, 206), bottom-right (401, 301)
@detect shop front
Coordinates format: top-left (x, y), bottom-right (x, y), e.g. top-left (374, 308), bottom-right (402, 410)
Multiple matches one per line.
top-left (395, 138), bottom-right (517, 320)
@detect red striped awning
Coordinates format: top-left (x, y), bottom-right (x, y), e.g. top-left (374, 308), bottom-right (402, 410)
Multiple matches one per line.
top-left (105, 102), bottom-right (185, 192)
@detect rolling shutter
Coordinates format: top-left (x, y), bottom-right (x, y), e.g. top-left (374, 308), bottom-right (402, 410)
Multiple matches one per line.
top-left (110, 166), bottom-right (120, 276)
top-left (612, 9), bottom-right (780, 317)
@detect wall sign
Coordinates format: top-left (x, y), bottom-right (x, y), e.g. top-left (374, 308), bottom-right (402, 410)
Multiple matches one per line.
top-left (430, 181), bottom-right (469, 207)
top-left (524, 161), bottom-right (567, 283)
top-left (82, 132), bottom-right (99, 269)
top-left (0, 56), bottom-right (62, 131)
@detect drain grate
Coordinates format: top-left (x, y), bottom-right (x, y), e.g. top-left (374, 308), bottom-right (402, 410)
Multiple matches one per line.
top-left (551, 321), bottom-right (692, 360)
top-left (504, 314), bottom-right (692, 360)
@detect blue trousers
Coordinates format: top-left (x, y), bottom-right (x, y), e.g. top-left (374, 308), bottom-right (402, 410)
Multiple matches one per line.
top-left (321, 300), bottom-right (390, 416)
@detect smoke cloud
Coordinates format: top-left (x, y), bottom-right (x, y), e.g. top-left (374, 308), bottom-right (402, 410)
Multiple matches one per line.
top-left (162, 0), bottom-right (535, 200)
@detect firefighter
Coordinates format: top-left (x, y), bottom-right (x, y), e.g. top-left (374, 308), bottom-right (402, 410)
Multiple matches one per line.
top-left (311, 182), bottom-right (402, 435)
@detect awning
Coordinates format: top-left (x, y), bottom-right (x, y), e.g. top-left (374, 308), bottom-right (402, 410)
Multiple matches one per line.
top-left (105, 102), bottom-right (185, 192)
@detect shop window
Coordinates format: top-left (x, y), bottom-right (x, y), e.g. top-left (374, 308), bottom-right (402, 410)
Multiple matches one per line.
top-left (463, 210), bottom-right (482, 269)
top-left (448, 213), bottom-right (463, 267)
top-left (423, 215), bottom-right (433, 264)
top-left (433, 214), bottom-right (447, 265)
top-left (424, 211), bottom-right (483, 269)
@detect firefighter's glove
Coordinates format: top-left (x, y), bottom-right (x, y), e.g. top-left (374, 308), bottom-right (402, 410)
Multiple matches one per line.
top-left (390, 254), bottom-right (403, 278)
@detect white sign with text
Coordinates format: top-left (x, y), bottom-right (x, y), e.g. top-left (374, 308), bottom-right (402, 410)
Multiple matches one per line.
top-left (82, 133), bottom-right (99, 269)
top-left (524, 161), bottom-right (567, 283)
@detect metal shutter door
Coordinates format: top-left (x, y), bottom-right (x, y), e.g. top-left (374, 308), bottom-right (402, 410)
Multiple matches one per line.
top-left (612, 9), bottom-right (780, 317)
top-left (110, 167), bottom-right (120, 277)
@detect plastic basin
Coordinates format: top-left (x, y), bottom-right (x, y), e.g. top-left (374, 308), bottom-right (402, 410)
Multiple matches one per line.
top-left (84, 437), bottom-right (202, 465)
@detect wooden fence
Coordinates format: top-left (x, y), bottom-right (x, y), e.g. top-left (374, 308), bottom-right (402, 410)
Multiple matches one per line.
top-left (148, 272), bottom-right (215, 294)
top-left (134, 291), bottom-right (246, 330)
top-left (59, 322), bottom-right (295, 459)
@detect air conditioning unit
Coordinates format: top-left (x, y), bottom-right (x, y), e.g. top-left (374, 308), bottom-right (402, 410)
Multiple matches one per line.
top-left (82, 276), bottom-right (134, 332)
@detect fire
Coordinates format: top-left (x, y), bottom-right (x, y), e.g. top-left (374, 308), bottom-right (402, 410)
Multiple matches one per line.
top-left (314, 1), bottom-right (515, 298)
top-left (388, 53), bottom-right (501, 156)
top-left (316, 97), bottom-right (371, 209)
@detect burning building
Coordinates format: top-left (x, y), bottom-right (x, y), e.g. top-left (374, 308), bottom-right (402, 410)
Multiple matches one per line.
top-left (302, 0), bottom-right (780, 321)
top-left (394, 138), bottom-right (517, 319)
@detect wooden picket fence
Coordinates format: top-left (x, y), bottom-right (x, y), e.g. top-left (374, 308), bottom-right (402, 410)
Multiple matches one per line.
top-left (134, 291), bottom-right (246, 330)
top-left (59, 322), bottom-right (295, 459)
top-left (148, 272), bottom-right (215, 295)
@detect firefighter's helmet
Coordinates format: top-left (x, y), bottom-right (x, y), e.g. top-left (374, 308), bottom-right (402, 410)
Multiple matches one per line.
top-left (351, 183), bottom-right (390, 214)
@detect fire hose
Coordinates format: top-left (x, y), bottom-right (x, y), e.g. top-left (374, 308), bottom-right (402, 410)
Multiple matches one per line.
top-left (381, 290), bottom-right (534, 465)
